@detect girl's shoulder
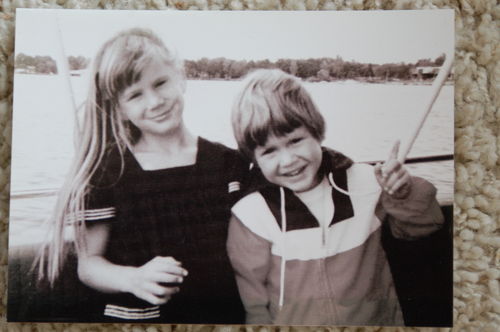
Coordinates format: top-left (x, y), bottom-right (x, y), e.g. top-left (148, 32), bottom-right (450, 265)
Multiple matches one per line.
top-left (199, 137), bottom-right (239, 157)
top-left (198, 137), bottom-right (248, 169)
top-left (89, 143), bottom-right (126, 188)
top-left (197, 137), bottom-right (250, 198)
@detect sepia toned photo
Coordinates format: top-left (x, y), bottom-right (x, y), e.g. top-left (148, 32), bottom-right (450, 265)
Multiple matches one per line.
top-left (8, 9), bottom-right (453, 326)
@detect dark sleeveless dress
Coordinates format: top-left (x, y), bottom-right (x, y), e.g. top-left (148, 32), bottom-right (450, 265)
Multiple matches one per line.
top-left (85, 137), bottom-right (246, 323)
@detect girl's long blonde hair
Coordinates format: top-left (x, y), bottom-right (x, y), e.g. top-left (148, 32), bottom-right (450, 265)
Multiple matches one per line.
top-left (38, 28), bottom-right (184, 285)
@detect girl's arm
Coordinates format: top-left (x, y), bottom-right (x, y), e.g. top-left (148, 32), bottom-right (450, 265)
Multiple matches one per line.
top-left (77, 222), bottom-right (188, 305)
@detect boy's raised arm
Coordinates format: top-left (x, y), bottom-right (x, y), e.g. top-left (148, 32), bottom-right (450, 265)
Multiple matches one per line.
top-left (374, 141), bottom-right (444, 240)
top-left (379, 176), bottom-right (444, 240)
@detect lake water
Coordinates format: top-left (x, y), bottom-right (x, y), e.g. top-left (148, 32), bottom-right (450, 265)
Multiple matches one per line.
top-left (9, 74), bottom-right (453, 245)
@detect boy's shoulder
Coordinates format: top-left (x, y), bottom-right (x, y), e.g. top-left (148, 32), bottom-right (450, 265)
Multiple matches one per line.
top-left (232, 190), bottom-right (287, 241)
top-left (232, 191), bottom-right (266, 212)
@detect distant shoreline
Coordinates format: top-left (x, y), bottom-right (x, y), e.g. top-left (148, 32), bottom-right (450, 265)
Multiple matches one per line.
top-left (14, 71), bottom-right (453, 86)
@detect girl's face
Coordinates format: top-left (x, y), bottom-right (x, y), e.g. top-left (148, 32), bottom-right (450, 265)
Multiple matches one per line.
top-left (117, 57), bottom-right (185, 139)
top-left (254, 126), bottom-right (323, 193)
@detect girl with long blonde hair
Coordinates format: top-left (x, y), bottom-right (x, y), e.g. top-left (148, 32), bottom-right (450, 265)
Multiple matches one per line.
top-left (39, 28), bottom-right (245, 323)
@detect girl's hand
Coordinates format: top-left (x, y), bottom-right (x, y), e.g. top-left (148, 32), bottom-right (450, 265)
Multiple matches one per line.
top-left (374, 140), bottom-right (412, 200)
top-left (129, 256), bottom-right (188, 305)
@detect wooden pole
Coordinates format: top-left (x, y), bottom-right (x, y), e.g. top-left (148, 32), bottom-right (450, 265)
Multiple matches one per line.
top-left (398, 53), bottom-right (454, 164)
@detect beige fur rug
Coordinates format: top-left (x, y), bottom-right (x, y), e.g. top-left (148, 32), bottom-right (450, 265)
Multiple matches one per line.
top-left (1, 0), bottom-right (499, 331)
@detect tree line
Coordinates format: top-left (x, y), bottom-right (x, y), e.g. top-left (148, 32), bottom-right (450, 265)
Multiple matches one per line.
top-left (15, 54), bottom-right (89, 75)
top-left (185, 54), bottom-right (445, 82)
top-left (15, 53), bottom-right (445, 82)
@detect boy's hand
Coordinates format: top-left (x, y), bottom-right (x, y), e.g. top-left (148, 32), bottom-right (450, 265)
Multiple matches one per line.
top-left (129, 256), bottom-right (188, 305)
top-left (374, 140), bottom-right (412, 200)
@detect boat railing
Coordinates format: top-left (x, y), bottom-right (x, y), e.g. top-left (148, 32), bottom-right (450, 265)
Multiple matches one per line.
top-left (9, 154), bottom-right (454, 201)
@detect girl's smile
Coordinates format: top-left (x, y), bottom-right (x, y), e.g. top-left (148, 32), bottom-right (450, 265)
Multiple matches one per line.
top-left (118, 57), bottom-right (185, 138)
top-left (146, 99), bottom-right (179, 121)
top-left (254, 127), bottom-right (323, 193)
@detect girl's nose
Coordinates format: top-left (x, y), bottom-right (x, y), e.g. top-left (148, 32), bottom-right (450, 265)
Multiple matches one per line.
top-left (145, 90), bottom-right (164, 110)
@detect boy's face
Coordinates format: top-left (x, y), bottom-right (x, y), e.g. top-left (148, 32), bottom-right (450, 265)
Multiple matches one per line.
top-left (254, 126), bottom-right (323, 193)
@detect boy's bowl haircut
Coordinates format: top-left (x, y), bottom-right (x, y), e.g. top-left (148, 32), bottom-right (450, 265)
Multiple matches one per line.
top-left (232, 69), bottom-right (326, 160)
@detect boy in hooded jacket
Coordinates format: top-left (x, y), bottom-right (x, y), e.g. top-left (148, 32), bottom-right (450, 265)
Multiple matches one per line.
top-left (227, 69), bottom-right (444, 326)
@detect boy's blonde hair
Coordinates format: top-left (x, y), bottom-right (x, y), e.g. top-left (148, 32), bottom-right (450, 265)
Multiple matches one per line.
top-left (231, 69), bottom-right (325, 160)
top-left (39, 28), bottom-right (184, 285)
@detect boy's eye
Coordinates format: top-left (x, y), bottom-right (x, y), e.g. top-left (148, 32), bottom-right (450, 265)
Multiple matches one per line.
top-left (259, 147), bottom-right (276, 156)
top-left (290, 137), bottom-right (303, 145)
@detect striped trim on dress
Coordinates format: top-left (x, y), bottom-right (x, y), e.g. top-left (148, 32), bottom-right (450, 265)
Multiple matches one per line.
top-left (228, 181), bottom-right (241, 193)
top-left (64, 207), bottom-right (116, 225)
top-left (104, 304), bottom-right (160, 320)
top-left (84, 207), bottom-right (116, 221)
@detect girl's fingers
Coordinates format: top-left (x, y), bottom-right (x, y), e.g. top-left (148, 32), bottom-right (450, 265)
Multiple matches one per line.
top-left (156, 264), bottom-right (188, 277)
top-left (145, 282), bottom-right (179, 298)
top-left (153, 272), bottom-right (185, 284)
top-left (144, 282), bottom-right (167, 297)
top-left (161, 285), bottom-right (181, 296)
top-left (152, 256), bottom-right (182, 266)
top-left (139, 290), bottom-right (169, 306)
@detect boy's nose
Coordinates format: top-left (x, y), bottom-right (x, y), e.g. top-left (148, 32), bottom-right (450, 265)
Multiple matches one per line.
top-left (278, 149), bottom-right (297, 167)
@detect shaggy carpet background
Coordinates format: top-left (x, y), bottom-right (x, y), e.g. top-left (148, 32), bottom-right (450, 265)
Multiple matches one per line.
top-left (0, 0), bottom-right (498, 331)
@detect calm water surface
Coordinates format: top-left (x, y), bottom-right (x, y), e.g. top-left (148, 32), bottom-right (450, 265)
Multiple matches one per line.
top-left (9, 74), bottom-right (453, 245)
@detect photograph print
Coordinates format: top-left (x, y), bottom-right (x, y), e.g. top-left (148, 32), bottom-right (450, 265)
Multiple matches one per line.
top-left (8, 9), bottom-right (454, 327)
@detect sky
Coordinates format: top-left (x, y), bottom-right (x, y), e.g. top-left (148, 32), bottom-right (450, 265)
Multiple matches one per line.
top-left (15, 9), bottom-right (454, 65)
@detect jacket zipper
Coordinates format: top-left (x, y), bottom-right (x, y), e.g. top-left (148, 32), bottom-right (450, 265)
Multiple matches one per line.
top-left (323, 172), bottom-right (338, 323)
top-left (322, 224), bottom-right (326, 248)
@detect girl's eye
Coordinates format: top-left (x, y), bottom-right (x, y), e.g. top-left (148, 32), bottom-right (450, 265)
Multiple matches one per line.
top-left (290, 137), bottom-right (303, 145)
top-left (155, 79), bottom-right (167, 88)
top-left (127, 92), bottom-right (142, 101)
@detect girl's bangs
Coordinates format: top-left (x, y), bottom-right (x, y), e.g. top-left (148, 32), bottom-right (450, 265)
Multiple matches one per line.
top-left (101, 43), bottom-right (171, 102)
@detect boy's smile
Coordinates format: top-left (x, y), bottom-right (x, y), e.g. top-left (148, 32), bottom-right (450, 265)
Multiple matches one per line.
top-left (254, 127), bottom-right (323, 193)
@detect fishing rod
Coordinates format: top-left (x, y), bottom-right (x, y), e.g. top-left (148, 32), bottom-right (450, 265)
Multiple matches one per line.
top-left (54, 12), bottom-right (82, 137)
top-left (330, 52), bottom-right (454, 197)
top-left (398, 53), bottom-right (454, 164)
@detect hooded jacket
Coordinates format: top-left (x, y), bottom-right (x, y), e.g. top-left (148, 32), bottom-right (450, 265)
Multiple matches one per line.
top-left (226, 148), bottom-right (444, 326)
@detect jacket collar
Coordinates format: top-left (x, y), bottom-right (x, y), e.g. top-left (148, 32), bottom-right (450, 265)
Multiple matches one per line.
top-left (250, 147), bottom-right (355, 231)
